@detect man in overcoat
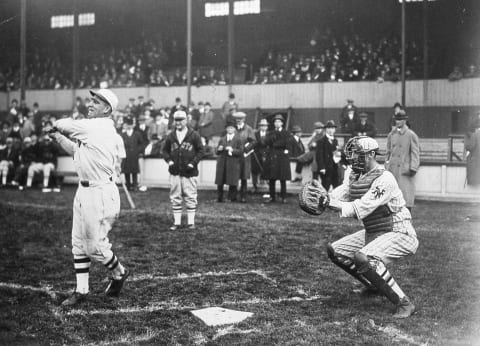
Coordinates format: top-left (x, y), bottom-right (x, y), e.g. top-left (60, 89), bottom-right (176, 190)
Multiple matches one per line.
top-left (265, 114), bottom-right (292, 203)
top-left (120, 117), bottom-right (145, 191)
top-left (251, 118), bottom-right (270, 193)
top-left (215, 121), bottom-right (243, 202)
top-left (385, 110), bottom-right (420, 210)
top-left (233, 111), bottom-right (255, 202)
top-left (316, 120), bottom-right (340, 191)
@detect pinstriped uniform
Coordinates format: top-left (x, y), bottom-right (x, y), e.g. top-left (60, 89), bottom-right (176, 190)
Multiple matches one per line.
top-left (330, 166), bottom-right (418, 263)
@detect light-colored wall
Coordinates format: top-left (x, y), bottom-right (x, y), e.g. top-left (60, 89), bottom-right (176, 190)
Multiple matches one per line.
top-left (56, 157), bottom-right (480, 202)
top-left (1, 78), bottom-right (479, 111)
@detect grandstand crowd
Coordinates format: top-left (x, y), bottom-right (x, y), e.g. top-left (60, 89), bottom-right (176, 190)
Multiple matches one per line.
top-left (0, 32), bottom-right (478, 91)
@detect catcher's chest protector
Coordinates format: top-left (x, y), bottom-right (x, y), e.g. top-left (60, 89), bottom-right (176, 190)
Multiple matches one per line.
top-left (349, 168), bottom-right (393, 244)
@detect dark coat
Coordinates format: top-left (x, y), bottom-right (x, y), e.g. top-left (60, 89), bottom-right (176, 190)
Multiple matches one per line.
top-left (251, 130), bottom-right (269, 177)
top-left (0, 146), bottom-right (20, 166)
top-left (465, 130), bottom-right (480, 186)
top-left (236, 124), bottom-right (256, 180)
top-left (121, 130), bottom-right (144, 174)
top-left (38, 141), bottom-right (59, 165)
top-left (265, 129), bottom-right (292, 181)
top-left (214, 134), bottom-right (242, 186)
top-left (316, 136), bottom-right (338, 173)
top-left (198, 110), bottom-right (215, 139)
top-left (162, 128), bottom-right (205, 177)
top-left (289, 135), bottom-right (305, 158)
top-left (353, 121), bottom-right (377, 138)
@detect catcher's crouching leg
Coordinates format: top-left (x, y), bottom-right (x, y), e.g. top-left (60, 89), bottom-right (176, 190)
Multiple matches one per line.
top-left (326, 243), bottom-right (373, 288)
top-left (353, 252), bottom-right (405, 305)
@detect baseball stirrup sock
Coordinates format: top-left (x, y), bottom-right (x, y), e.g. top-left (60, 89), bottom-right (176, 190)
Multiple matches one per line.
top-left (74, 256), bottom-right (91, 294)
top-left (104, 254), bottom-right (124, 279)
top-left (173, 206), bottom-right (182, 225)
top-left (187, 208), bottom-right (196, 225)
top-left (327, 245), bottom-right (373, 288)
top-left (374, 260), bottom-right (406, 300)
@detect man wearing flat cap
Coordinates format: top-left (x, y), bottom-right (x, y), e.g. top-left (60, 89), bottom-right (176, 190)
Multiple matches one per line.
top-left (385, 110), bottom-right (420, 210)
top-left (47, 88), bottom-right (130, 306)
top-left (264, 114), bottom-right (292, 203)
top-left (162, 110), bottom-right (205, 230)
top-left (233, 111), bottom-right (256, 202)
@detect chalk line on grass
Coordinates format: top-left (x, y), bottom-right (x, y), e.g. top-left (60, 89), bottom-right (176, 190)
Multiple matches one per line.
top-left (65, 295), bottom-right (328, 316)
top-left (130, 269), bottom-right (277, 284)
top-left (212, 326), bottom-right (260, 341)
top-left (0, 282), bottom-right (57, 299)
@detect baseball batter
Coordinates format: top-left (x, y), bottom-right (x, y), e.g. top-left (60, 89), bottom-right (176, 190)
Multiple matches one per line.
top-left (48, 88), bottom-right (129, 306)
top-left (301, 136), bottom-right (418, 318)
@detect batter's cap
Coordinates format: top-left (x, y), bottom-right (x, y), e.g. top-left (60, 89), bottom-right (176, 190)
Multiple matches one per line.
top-left (89, 89), bottom-right (119, 112)
top-left (173, 110), bottom-right (187, 120)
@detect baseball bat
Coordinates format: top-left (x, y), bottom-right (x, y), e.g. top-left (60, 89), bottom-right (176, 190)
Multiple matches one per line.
top-left (121, 180), bottom-right (136, 209)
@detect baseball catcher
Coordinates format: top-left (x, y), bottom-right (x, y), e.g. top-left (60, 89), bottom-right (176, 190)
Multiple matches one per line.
top-left (299, 136), bottom-right (418, 318)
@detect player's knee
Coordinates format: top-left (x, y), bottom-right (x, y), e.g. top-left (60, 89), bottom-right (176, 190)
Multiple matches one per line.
top-left (353, 252), bottom-right (370, 273)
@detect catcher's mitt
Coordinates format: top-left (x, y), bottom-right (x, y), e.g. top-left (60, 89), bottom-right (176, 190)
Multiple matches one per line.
top-left (298, 180), bottom-right (329, 215)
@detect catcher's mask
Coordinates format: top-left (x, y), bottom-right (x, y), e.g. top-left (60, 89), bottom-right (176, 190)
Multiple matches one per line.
top-left (344, 136), bottom-right (379, 174)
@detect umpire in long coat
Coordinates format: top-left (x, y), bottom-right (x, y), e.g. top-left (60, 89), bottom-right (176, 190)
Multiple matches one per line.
top-left (215, 121), bottom-right (243, 201)
top-left (385, 110), bottom-right (420, 209)
top-left (233, 111), bottom-right (256, 202)
top-left (265, 114), bottom-right (292, 203)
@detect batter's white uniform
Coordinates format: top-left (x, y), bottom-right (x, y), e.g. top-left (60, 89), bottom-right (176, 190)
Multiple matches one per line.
top-left (329, 166), bottom-right (418, 264)
top-left (54, 117), bottom-right (120, 263)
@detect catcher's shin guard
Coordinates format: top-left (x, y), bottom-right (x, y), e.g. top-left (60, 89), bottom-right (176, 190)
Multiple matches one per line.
top-left (326, 244), bottom-right (373, 288)
top-left (353, 252), bottom-right (401, 305)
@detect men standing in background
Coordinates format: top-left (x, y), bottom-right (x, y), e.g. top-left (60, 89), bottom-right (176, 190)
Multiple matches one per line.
top-left (265, 114), bottom-right (292, 203)
top-left (222, 93), bottom-right (239, 124)
top-left (233, 111), bottom-right (255, 203)
top-left (121, 117), bottom-right (144, 191)
top-left (290, 125), bottom-right (306, 183)
top-left (251, 118), bottom-right (270, 193)
top-left (354, 112), bottom-right (377, 138)
top-left (162, 110), bottom-right (205, 230)
top-left (198, 102), bottom-right (215, 145)
top-left (385, 110), bottom-right (420, 211)
top-left (316, 120), bottom-right (340, 191)
top-left (465, 117), bottom-right (480, 188)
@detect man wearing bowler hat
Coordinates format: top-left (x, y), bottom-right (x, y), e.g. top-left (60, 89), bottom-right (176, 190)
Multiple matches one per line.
top-left (265, 114), bottom-right (292, 203)
top-left (316, 120), bottom-right (341, 191)
top-left (385, 110), bottom-right (420, 210)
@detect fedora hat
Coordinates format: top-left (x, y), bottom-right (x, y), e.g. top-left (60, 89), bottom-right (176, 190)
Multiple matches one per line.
top-left (323, 120), bottom-right (337, 128)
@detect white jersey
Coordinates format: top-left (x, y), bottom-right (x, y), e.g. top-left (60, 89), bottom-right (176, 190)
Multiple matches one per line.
top-left (330, 166), bottom-right (416, 237)
top-left (55, 117), bottom-right (118, 182)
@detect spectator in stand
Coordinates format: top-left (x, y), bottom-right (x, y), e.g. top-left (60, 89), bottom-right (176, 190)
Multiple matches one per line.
top-left (12, 136), bottom-right (37, 189)
top-left (233, 111), bottom-right (256, 203)
top-left (21, 111), bottom-right (36, 139)
top-left (385, 110), bottom-right (420, 211)
top-left (198, 102), bottom-right (215, 145)
top-left (289, 125), bottom-right (306, 183)
top-left (221, 93), bottom-right (238, 123)
top-left (120, 117), bottom-right (144, 191)
top-left (354, 112), bottom-right (377, 138)
top-left (135, 114), bottom-right (149, 145)
top-left (215, 121), bottom-right (243, 202)
top-left (9, 120), bottom-right (23, 145)
top-left (465, 116), bottom-right (480, 188)
top-left (0, 137), bottom-right (20, 186)
top-left (143, 134), bottom-right (164, 158)
top-left (74, 97), bottom-right (88, 118)
top-left (251, 118), bottom-right (270, 193)
top-left (148, 113), bottom-right (169, 143)
top-left (26, 133), bottom-right (59, 192)
top-left (169, 97), bottom-right (187, 128)
top-left (7, 99), bottom-right (19, 125)
top-left (464, 65), bottom-right (478, 78)
top-left (32, 102), bottom-right (43, 135)
top-left (189, 102), bottom-right (203, 131)
top-left (0, 122), bottom-right (11, 144)
top-left (340, 99), bottom-right (359, 136)
top-left (316, 120), bottom-right (341, 191)
top-left (264, 114), bottom-right (292, 203)
top-left (448, 66), bottom-right (463, 81)
top-left (19, 100), bottom-right (30, 119)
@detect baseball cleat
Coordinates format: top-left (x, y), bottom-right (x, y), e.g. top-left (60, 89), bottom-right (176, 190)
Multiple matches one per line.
top-left (186, 224), bottom-right (196, 230)
top-left (393, 296), bottom-right (415, 318)
top-left (169, 224), bottom-right (180, 231)
top-left (105, 269), bottom-right (130, 297)
top-left (42, 187), bottom-right (52, 193)
top-left (61, 291), bottom-right (88, 306)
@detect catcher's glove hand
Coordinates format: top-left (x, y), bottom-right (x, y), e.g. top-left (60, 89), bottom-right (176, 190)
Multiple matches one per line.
top-left (298, 180), bottom-right (329, 215)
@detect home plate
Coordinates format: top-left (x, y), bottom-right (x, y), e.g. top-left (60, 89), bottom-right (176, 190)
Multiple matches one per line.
top-left (191, 307), bottom-right (253, 326)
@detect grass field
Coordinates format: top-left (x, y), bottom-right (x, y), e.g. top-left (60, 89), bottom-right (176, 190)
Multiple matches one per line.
top-left (1, 186), bottom-right (480, 345)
